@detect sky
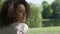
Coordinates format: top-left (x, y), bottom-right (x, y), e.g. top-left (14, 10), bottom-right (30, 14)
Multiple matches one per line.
top-left (26, 0), bottom-right (54, 5)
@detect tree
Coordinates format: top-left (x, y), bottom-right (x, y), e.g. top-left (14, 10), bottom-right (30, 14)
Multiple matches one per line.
top-left (51, 0), bottom-right (60, 26)
top-left (51, 0), bottom-right (60, 19)
top-left (26, 3), bottom-right (42, 28)
top-left (42, 1), bottom-right (53, 19)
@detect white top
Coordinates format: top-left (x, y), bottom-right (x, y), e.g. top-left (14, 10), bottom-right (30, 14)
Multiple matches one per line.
top-left (0, 23), bottom-right (28, 34)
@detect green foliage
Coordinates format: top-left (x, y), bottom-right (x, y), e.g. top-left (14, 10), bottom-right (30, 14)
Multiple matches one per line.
top-left (42, 1), bottom-right (53, 19)
top-left (42, 1), bottom-right (49, 9)
top-left (51, 0), bottom-right (60, 19)
top-left (27, 0), bottom-right (60, 27)
top-left (42, 0), bottom-right (60, 27)
top-left (0, 0), bottom-right (5, 13)
top-left (26, 3), bottom-right (42, 28)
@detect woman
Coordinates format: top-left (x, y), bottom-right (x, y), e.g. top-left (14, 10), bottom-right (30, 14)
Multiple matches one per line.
top-left (0, 0), bottom-right (30, 34)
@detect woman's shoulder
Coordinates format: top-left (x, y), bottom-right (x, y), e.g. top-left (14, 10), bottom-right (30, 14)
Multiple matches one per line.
top-left (15, 23), bottom-right (28, 31)
top-left (16, 23), bottom-right (28, 29)
top-left (24, 23), bottom-right (28, 29)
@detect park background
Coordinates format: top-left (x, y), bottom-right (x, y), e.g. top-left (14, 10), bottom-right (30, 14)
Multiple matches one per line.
top-left (0, 0), bottom-right (60, 34)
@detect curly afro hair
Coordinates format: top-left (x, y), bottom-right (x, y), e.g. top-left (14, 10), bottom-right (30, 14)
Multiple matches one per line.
top-left (0, 0), bottom-right (30, 28)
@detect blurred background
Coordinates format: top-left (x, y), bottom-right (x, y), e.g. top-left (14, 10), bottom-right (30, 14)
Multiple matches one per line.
top-left (0, 0), bottom-right (60, 34)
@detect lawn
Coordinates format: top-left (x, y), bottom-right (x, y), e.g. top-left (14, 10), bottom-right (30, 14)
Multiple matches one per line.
top-left (28, 26), bottom-right (60, 34)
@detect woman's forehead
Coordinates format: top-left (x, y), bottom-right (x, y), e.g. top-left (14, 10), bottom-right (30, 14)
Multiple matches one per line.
top-left (16, 4), bottom-right (26, 12)
top-left (17, 4), bottom-right (25, 8)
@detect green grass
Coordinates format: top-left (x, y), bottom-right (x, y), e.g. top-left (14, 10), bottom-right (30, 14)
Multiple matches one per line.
top-left (28, 26), bottom-right (60, 34)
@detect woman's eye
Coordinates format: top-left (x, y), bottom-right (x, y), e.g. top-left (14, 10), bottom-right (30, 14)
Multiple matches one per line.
top-left (19, 11), bottom-right (23, 13)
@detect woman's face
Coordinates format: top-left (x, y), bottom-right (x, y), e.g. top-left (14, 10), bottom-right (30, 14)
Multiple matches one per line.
top-left (15, 4), bottom-right (26, 22)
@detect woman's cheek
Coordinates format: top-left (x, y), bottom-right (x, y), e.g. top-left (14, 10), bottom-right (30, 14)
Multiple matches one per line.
top-left (17, 13), bottom-right (24, 21)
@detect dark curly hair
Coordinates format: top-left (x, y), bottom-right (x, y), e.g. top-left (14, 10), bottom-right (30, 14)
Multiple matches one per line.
top-left (0, 0), bottom-right (30, 28)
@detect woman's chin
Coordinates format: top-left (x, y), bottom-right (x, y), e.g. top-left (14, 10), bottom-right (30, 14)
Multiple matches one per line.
top-left (16, 19), bottom-right (26, 23)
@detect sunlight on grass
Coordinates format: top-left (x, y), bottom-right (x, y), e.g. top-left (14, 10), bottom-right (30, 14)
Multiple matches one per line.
top-left (29, 26), bottom-right (60, 33)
